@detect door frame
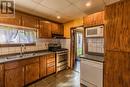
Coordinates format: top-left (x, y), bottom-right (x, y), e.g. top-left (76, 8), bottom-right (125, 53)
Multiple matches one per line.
top-left (70, 25), bottom-right (85, 68)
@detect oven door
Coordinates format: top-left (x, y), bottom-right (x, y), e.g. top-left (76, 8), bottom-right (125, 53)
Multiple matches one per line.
top-left (56, 52), bottom-right (68, 72)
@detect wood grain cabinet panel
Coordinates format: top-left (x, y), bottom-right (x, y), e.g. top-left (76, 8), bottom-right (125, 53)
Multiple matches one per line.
top-left (51, 23), bottom-right (63, 35)
top-left (25, 62), bottom-right (39, 85)
top-left (104, 51), bottom-right (130, 87)
top-left (46, 54), bottom-right (55, 75)
top-left (0, 64), bottom-right (4, 87)
top-left (0, 12), bottom-right (22, 26)
top-left (84, 11), bottom-right (104, 27)
top-left (22, 14), bottom-right (39, 28)
top-left (39, 21), bottom-right (52, 38)
top-left (5, 67), bottom-right (24, 87)
top-left (105, 0), bottom-right (130, 52)
top-left (47, 66), bottom-right (55, 75)
top-left (39, 56), bottom-right (47, 78)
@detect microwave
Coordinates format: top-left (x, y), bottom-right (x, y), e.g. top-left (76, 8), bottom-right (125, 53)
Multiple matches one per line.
top-left (86, 25), bottom-right (104, 37)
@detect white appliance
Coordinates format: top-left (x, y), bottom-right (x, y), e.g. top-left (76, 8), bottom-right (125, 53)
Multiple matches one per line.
top-left (86, 25), bottom-right (104, 37)
top-left (80, 58), bottom-right (103, 87)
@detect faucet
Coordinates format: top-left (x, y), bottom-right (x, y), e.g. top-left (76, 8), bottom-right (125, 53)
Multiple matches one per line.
top-left (20, 44), bottom-right (26, 57)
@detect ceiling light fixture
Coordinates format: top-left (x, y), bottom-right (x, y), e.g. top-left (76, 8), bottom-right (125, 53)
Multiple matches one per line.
top-left (85, 2), bottom-right (91, 7)
top-left (57, 16), bottom-right (61, 19)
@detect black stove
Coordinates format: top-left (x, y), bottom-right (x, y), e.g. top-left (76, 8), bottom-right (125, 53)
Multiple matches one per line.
top-left (48, 43), bottom-right (68, 52)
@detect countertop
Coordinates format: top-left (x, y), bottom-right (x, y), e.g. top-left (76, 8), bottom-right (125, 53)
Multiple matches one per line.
top-left (80, 54), bottom-right (104, 63)
top-left (0, 50), bottom-right (55, 63)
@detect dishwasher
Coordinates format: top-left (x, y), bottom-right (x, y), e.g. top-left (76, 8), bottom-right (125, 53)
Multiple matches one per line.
top-left (80, 58), bottom-right (103, 87)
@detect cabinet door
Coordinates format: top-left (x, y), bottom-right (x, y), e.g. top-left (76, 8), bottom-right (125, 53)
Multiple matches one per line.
top-left (47, 66), bottom-right (55, 75)
top-left (58, 24), bottom-right (64, 35)
top-left (39, 21), bottom-right (51, 38)
top-left (22, 14), bottom-right (39, 28)
top-left (5, 67), bottom-right (24, 87)
top-left (0, 12), bottom-right (22, 26)
top-left (39, 56), bottom-right (47, 78)
top-left (0, 64), bottom-right (4, 87)
top-left (84, 11), bottom-right (104, 27)
top-left (25, 63), bottom-right (39, 85)
top-left (51, 23), bottom-right (59, 34)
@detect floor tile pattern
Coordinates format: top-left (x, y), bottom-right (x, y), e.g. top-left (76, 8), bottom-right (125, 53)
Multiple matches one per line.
top-left (27, 69), bottom-right (86, 87)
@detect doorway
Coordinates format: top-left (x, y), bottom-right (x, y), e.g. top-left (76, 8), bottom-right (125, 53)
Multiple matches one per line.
top-left (70, 27), bottom-right (84, 72)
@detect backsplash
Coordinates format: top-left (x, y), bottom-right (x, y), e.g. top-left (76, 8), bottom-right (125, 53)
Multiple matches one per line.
top-left (0, 38), bottom-right (62, 56)
top-left (87, 38), bottom-right (104, 53)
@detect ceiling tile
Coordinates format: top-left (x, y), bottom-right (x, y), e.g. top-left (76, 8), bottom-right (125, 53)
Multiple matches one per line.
top-left (15, 0), bottom-right (38, 10)
top-left (61, 5), bottom-right (85, 19)
top-left (66, 0), bottom-right (80, 4)
top-left (32, 0), bottom-right (44, 4)
top-left (40, 0), bottom-right (71, 12)
top-left (74, 0), bottom-right (105, 14)
top-left (34, 5), bottom-right (57, 16)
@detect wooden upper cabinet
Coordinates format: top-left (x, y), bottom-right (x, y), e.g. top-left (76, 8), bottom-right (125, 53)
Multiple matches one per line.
top-left (22, 14), bottom-right (39, 28)
top-left (25, 62), bottom-right (39, 85)
top-left (51, 23), bottom-right (63, 35)
top-left (84, 11), bottom-right (104, 27)
top-left (4, 61), bottom-right (24, 87)
top-left (51, 23), bottom-right (58, 34)
top-left (0, 64), bottom-right (4, 87)
top-left (39, 21), bottom-right (52, 38)
top-left (105, 1), bottom-right (130, 52)
top-left (39, 56), bottom-right (47, 78)
top-left (0, 11), bottom-right (22, 26)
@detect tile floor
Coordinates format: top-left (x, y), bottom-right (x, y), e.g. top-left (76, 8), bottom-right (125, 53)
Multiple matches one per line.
top-left (27, 60), bottom-right (86, 87)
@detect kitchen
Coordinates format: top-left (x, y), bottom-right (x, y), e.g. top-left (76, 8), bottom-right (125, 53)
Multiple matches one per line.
top-left (0, 0), bottom-right (129, 87)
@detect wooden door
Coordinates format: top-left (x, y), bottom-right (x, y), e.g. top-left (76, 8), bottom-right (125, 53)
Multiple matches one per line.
top-left (39, 56), bottom-right (47, 78)
top-left (0, 11), bottom-right (22, 26)
top-left (25, 62), bottom-right (39, 85)
top-left (0, 64), bottom-right (4, 87)
top-left (5, 67), bottom-right (24, 87)
top-left (39, 21), bottom-right (52, 38)
top-left (22, 14), bottom-right (39, 28)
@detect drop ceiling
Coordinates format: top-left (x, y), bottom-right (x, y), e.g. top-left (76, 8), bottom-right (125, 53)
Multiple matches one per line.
top-left (15, 0), bottom-right (120, 23)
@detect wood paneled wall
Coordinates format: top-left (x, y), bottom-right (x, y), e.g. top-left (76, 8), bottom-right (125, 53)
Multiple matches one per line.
top-left (104, 0), bottom-right (130, 87)
top-left (64, 18), bottom-right (83, 38)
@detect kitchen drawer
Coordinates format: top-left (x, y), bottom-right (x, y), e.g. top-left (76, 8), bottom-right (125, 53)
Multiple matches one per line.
top-left (5, 61), bottom-right (21, 70)
top-left (47, 57), bottom-right (55, 64)
top-left (47, 66), bottom-right (55, 75)
top-left (48, 54), bottom-right (55, 58)
top-left (20, 57), bottom-right (39, 66)
top-left (47, 62), bottom-right (55, 67)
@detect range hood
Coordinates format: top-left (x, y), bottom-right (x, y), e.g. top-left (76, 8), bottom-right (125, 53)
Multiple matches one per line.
top-left (52, 34), bottom-right (65, 39)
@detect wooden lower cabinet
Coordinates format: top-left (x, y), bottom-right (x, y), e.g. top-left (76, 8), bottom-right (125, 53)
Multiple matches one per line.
top-left (47, 66), bottom-right (55, 75)
top-left (25, 62), bottom-right (39, 85)
top-left (0, 64), bottom-right (4, 87)
top-left (46, 54), bottom-right (56, 75)
top-left (5, 67), bottom-right (24, 87)
top-left (39, 56), bottom-right (47, 78)
top-left (0, 53), bottom-right (56, 87)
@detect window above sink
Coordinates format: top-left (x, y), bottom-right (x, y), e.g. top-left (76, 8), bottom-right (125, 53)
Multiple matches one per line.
top-left (0, 25), bottom-right (37, 47)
